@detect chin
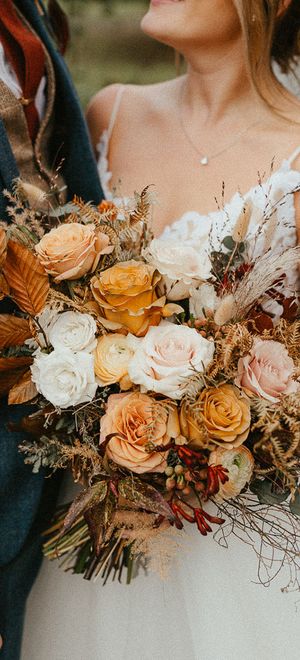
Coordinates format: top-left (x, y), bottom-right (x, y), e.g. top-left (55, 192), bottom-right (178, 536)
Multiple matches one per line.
top-left (141, 0), bottom-right (186, 46)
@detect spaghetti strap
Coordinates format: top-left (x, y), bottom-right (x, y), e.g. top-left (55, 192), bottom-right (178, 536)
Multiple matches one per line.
top-left (107, 85), bottom-right (125, 141)
top-left (286, 145), bottom-right (300, 166)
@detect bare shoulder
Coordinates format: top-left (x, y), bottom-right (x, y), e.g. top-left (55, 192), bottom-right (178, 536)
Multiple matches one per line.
top-left (86, 78), bottom-right (180, 149)
top-left (86, 83), bottom-right (123, 150)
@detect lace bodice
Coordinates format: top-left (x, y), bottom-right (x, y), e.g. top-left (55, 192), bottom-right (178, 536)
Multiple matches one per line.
top-left (96, 86), bottom-right (300, 304)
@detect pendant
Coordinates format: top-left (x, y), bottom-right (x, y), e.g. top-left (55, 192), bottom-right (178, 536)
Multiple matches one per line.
top-left (200, 156), bottom-right (209, 166)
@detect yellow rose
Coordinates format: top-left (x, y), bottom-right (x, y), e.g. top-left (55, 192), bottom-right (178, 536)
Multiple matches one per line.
top-left (200, 384), bottom-right (251, 449)
top-left (35, 223), bottom-right (113, 282)
top-left (0, 228), bottom-right (7, 269)
top-left (94, 333), bottom-right (135, 390)
top-left (90, 260), bottom-right (166, 336)
top-left (179, 399), bottom-right (209, 448)
top-left (100, 392), bottom-right (181, 474)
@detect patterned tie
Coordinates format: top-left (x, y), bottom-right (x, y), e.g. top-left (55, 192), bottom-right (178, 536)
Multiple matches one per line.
top-left (0, 0), bottom-right (46, 141)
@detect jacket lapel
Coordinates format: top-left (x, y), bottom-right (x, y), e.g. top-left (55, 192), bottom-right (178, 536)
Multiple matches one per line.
top-left (0, 121), bottom-right (19, 190)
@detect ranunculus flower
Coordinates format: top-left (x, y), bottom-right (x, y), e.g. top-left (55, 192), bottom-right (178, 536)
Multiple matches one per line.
top-left (128, 322), bottom-right (215, 400)
top-left (48, 311), bottom-right (97, 353)
top-left (200, 384), bottom-right (251, 449)
top-left (90, 260), bottom-right (168, 336)
top-left (143, 238), bottom-right (211, 301)
top-left (94, 333), bottom-right (136, 389)
top-left (100, 392), bottom-right (180, 474)
top-left (189, 284), bottom-right (219, 320)
top-left (35, 223), bottom-right (113, 282)
top-left (31, 348), bottom-right (97, 408)
top-left (235, 339), bottom-right (299, 403)
top-left (208, 446), bottom-right (254, 501)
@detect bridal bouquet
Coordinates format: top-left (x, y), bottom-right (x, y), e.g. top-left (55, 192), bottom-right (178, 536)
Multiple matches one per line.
top-left (1, 179), bottom-right (299, 587)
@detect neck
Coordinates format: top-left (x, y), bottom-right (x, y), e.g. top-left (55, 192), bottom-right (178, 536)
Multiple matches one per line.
top-left (180, 38), bottom-right (263, 127)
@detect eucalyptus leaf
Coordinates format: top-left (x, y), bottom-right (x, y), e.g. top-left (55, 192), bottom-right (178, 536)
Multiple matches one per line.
top-left (49, 203), bottom-right (78, 218)
top-left (250, 479), bottom-right (289, 505)
top-left (222, 235), bottom-right (236, 251)
top-left (119, 476), bottom-right (175, 522)
top-left (289, 491), bottom-right (300, 517)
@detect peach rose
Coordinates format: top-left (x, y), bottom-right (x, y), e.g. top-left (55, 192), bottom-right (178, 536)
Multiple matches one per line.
top-left (94, 333), bottom-right (135, 390)
top-left (90, 260), bottom-right (167, 336)
top-left (35, 223), bottom-right (113, 282)
top-left (209, 446), bottom-right (254, 501)
top-left (235, 339), bottom-right (299, 404)
top-left (100, 392), bottom-right (181, 474)
top-left (0, 228), bottom-right (7, 269)
top-left (199, 384), bottom-right (251, 449)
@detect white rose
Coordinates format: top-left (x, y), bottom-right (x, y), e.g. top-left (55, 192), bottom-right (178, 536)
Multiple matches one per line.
top-left (128, 321), bottom-right (215, 400)
top-left (48, 312), bottom-right (97, 353)
top-left (189, 284), bottom-right (219, 319)
top-left (143, 238), bottom-right (212, 301)
top-left (31, 348), bottom-right (97, 408)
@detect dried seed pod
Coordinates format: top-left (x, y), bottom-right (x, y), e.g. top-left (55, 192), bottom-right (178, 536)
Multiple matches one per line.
top-left (214, 294), bottom-right (238, 326)
top-left (232, 200), bottom-right (252, 243)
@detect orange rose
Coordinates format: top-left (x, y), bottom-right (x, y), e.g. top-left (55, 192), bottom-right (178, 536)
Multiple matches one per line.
top-left (35, 223), bottom-right (113, 282)
top-left (90, 260), bottom-right (167, 336)
top-left (200, 384), bottom-right (251, 449)
top-left (100, 392), bottom-right (181, 474)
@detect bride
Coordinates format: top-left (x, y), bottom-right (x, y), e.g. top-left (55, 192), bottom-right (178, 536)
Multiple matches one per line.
top-left (23, 1), bottom-right (300, 659)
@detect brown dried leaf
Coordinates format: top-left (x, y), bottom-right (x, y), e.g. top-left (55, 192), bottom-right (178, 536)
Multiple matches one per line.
top-left (84, 490), bottom-right (116, 555)
top-left (0, 356), bottom-right (33, 372)
top-left (8, 405), bottom-right (54, 436)
top-left (3, 240), bottom-right (49, 315)
top-left (0, 227), bottom-right (7, 268)
top-left (60, 481), bottom-right (109, 538)
top-left (0, 314), bottom-right (32, 349)
top-left (0, 367), bottom-right (28, 397)
top-left (119, 477), bottom-right (176, 522)
top-left (0, 273), bottom-right (10, 300)
top-left (8, 369), bottom-right (37, 405)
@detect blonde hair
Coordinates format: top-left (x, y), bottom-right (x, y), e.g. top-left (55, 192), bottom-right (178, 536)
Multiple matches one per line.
top-left (234, 1), bottom-right (300, 103)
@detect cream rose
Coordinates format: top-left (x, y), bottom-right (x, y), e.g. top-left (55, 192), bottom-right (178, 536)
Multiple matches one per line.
top-left (100, 392), bottom-right (180, 473)
top-left (235, 339), bottom-right (299, 403)
top-left (128, 322), bottom-right (215, 400)
top-left (48, 312), bottom-right (97, 353)
top-left (35, 223), bottom-right (113, 282)
top-left (31, 348), bottom-right (97, 408)
top-left (144, 238), bottom-right (212, 301)
top-left (209, 446), bottom-right (254, 502)
top-left (94, 333), bottom-right (136, 389)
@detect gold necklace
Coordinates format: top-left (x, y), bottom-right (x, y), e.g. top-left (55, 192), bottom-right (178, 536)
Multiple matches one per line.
top-left (179, 82), bottom-right (261, 166)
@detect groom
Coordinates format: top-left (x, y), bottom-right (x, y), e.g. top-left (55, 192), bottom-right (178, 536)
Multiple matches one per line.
top-left (0, 1), bottom-right (103, 658)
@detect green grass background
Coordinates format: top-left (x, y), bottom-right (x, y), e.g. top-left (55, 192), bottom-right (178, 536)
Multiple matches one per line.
top-left (61, 0), bottom-right (176, 108)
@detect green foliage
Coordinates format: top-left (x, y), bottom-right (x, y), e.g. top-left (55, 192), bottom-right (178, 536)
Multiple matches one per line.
top-left (61, 0), bottom-right (174, 107)
top-left (250, 478), bottom-right (290, 505)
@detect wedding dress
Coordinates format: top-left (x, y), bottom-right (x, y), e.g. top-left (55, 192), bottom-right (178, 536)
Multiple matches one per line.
top-left (22, 89), bottom-right (300, 660)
